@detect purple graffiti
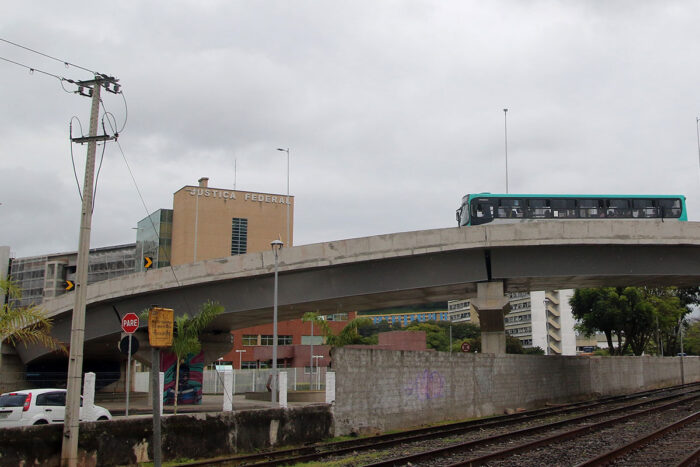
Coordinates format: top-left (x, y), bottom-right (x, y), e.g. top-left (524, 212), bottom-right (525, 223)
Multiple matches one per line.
top-left (404, 369), bottom-right (445, 400)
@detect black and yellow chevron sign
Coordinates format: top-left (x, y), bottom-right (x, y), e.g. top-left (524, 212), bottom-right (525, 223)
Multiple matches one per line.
top-left (143, 256), bottom-right (153, 269)
top-left (64, 280), bottom-right (75, 291)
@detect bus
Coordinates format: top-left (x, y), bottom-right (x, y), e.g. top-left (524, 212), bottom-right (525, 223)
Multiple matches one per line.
top-left (456, 193), bottom-right (687, 227)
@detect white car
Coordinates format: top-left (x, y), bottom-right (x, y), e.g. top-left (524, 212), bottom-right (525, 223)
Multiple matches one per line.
top-left (0, 388), bottom-right (112, 428)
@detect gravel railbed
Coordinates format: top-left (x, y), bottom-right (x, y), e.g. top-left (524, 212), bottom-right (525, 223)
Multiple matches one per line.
top-left (315, 390), bottom-right (698, 467)
top-left (477, 399), bottom-right (700, 467)
top-left (608, 410), bottom-right (700, 466)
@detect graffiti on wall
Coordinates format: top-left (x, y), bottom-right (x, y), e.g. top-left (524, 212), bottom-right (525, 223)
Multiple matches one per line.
top-left (404, 369), bottom-right (446, 400)
top-left (161, 351), bottom-right (204, 405)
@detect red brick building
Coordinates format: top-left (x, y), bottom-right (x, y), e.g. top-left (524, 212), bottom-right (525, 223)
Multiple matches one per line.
top-left (221, 312), bottom-right (357, 369)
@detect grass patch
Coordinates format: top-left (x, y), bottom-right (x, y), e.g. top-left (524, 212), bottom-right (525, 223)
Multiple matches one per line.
top-left (291, 451), bottom-right (385, 467)
top-left (139, 459), bottom-right (195, 467)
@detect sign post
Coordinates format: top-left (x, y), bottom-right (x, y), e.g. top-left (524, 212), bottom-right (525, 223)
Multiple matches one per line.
top-left (121, 312), bottom-right (139, 416)
top-left (148, 307), bottom-right (174, 467)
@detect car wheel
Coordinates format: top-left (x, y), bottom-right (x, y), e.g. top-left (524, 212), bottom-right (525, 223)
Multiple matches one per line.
top-left (33, 420), bottom-right (48, 425)
top-left (97, 416), bottom-right (108, 421)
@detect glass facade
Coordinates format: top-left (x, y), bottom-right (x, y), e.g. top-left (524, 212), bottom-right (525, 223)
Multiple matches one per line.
top-left (135, 209), bottom-right (173, 272)
top-left (88, 245), bottom-right (136, 284)
top-left (9, 244), bottom-right (137, 308)
top-left (8, 256), bottom-right (48, 308)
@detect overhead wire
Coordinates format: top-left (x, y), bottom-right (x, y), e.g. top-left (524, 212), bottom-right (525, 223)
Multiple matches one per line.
top-left (0, 55), bottom-right (76, 93)
top-left (3, 40), bottom-right (194, 314)
top-left (0, 37), bottom-right (97, 75)
top-left (98, 99), bottom-right (194, 315)
top-left (69, 117), bottom-right (85, 201)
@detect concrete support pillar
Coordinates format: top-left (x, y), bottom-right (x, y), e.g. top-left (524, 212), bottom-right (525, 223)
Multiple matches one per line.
top-left (223, 371), bottom-right (233, 412)
top-left (279, 372), bottom-right (288, 408)
top-left (325, 371), bottom-right (335, 404)
top-left (471, 281), bottom-right (511, 355)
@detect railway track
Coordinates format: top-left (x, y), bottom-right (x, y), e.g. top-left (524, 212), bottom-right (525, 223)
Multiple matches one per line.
top-left (179, 382), bottom-right (700, 466)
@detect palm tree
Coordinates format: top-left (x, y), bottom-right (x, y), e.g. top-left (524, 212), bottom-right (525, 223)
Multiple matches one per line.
top-left (0, 279), bottom-right (66, 380)
top-left (168, 301), bottom-right (224, 414)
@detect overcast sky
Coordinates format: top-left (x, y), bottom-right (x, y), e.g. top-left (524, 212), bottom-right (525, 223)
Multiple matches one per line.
top-left (2, 1), bottom-right (699, 259)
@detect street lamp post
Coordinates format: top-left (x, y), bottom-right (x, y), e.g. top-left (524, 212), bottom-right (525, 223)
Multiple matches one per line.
top-left (276, 148), bottom-right (290, 247)
top-left (271, 239), bottom-right (284, 404)
top-left (503, 108), bottom-right (509, 194)
top-left (544, 300), bottom-right (550, 355)
top-left (696, 117), bottom-right (700, 170)
top-left (236, 349), bottom-right (245, 369)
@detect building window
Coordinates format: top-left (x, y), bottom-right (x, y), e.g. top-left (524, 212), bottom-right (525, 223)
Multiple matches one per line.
top-left (231, 218), bottom-right (248, 255)
top-left (261, 335), bottom-right (292, 345)
top-left (242, 335), bottom-right (258, 346)
top-left (301, 336), bottom-right (324, 345)
top-left (241, 361), bottom-right (257, 369)
top-left (324, 313), bottom-right (348, 322)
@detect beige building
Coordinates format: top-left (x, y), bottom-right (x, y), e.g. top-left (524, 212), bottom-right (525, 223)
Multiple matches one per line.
top-left (170, 177), bottom-right (294, 266)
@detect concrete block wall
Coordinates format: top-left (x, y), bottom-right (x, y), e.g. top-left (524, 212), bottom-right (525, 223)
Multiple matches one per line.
top-left (0, 405), bottom-right (333, 466)
top-left (332, 348), bottom-right (700, 435)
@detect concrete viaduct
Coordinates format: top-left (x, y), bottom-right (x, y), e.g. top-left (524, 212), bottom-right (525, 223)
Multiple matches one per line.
top-left (15, 220), bottom-right (700, 364)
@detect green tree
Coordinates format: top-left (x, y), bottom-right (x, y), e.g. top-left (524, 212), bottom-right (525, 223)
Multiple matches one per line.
top-left (405, 322), bottom-right (449, 351)
top-left (164, 301), bottom-right (223, 414)
top-left (0, 279), bottom-right (66, 374)
top-left (571, 287), bottom-right (690, 356)
top-left (326, 317), bottom-right (374, 347)
top-left (435, 321), bottom-right (481, 340)
top-left (684, 319), bottom-right (700, 355)
top-left (570, 288), bottom-right (626, 355)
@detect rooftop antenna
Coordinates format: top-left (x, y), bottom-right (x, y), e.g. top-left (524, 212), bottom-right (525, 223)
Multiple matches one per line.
top-left (234, 158), bottom-right (237, 191)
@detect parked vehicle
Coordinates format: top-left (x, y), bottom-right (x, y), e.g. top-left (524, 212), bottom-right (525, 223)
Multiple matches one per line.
top-left (0, 388), bottom-right (112, 428)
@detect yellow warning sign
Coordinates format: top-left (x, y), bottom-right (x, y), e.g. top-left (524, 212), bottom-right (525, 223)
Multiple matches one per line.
top-left (148, 307), bottom-right (174, 347)
top-left (144, 256), bottom-right (153, 269)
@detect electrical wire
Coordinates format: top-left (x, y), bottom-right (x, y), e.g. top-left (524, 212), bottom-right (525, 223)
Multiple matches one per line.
top-left (91, 118), bottom-right (109, 213)
top-left (118, 90), bottom-right (128, 134)
top-left (69, 117), bottom-right (85, 201)
top-left (98, 104), bottom-right (194, 315)
top-left (0, 37), bottom-right (97, 75)
top-left (0, 55), bottom-right (76, 93)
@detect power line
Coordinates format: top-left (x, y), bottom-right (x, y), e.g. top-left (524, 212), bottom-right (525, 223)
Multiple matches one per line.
top-left (0, 37), bottom-right (97, 75)
top-left (98, 103), bottom-right (193, 314)
top-left (0, 54), bottom-right (76, 92)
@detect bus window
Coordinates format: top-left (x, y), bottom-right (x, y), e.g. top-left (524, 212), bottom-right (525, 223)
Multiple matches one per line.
top-left (632, 199), bottom-right (655, 218)
top-left (578, 199), bottom-right (603, 218)
top-left (527, 199), bottom-right (551, 218)
top-left (497, 198), bottom-right (524, 218)
top-left (658, 199), bottom-right (682, 218)
top-left (550, 198), bottom-right (576, 218)
top-left (606, 199), bottom-right (630, 218)
top-left (471, 199), bottom-right (495, 225)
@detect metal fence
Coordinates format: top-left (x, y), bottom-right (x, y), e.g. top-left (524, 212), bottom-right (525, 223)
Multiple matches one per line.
top-left (133, 367), bottom-right (327, 394)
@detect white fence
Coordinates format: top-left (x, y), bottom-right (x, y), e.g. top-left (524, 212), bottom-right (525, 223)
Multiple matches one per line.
top-left (133, 367), bottom-right (327, 394)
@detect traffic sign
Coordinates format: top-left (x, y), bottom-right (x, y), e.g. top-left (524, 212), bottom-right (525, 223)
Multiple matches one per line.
top-left (143, 256), bottom-right (153, 269)
top-left (148, 307), bottom-right (174, 347)
top-left (119, 335), bottom-right (140, 356)
top-left (64, 280), bottom-right (75, 291)
top-left (121, 312), bottom-right (139, 334)
top-left (461, 342), bottom-right (471, 353)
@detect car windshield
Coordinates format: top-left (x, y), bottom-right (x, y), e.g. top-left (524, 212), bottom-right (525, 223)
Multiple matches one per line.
top-left (0, 393), bottom-right (27, 407)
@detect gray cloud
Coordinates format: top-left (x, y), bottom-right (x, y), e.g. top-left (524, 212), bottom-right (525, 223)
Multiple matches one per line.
top-left (1, 1), bottom-right (699, 259)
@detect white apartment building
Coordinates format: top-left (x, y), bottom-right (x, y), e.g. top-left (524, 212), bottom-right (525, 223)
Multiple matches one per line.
top-left (448, 289), bottom-right (577, 355)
